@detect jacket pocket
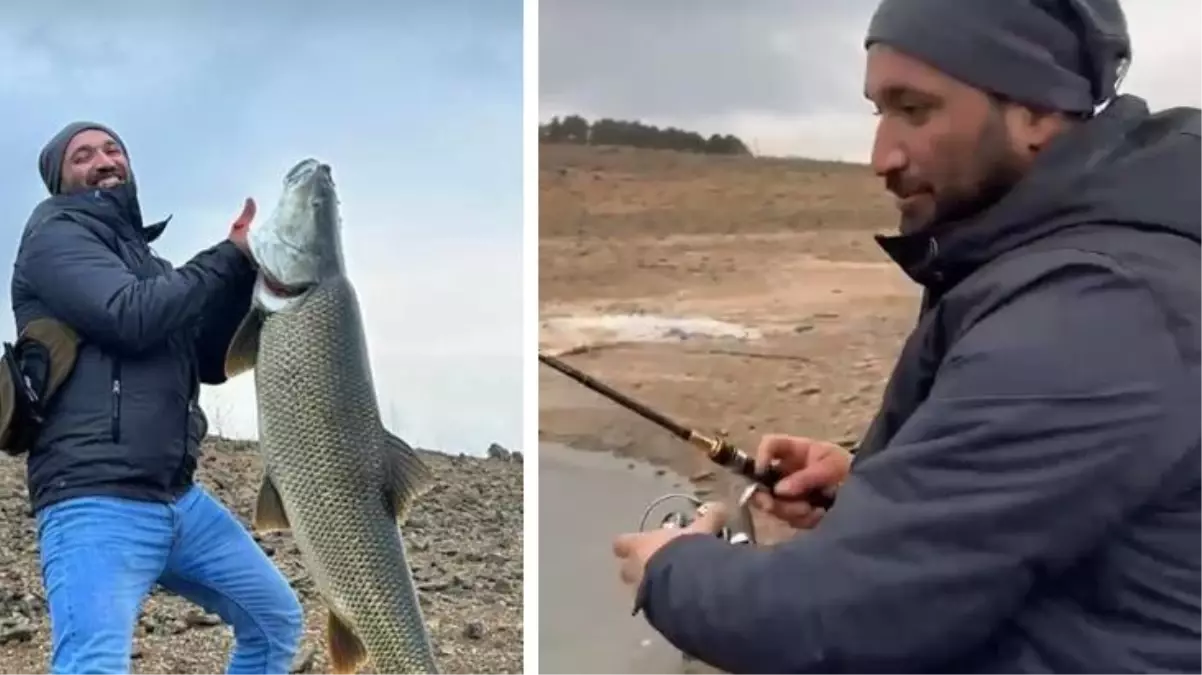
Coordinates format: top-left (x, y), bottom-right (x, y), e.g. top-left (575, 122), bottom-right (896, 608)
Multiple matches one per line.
top-left (109, 358), bottom-right (122, 444)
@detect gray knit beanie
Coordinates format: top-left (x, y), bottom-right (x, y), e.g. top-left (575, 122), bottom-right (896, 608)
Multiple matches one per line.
top-left (865, 0), bottom-right (1132, 113)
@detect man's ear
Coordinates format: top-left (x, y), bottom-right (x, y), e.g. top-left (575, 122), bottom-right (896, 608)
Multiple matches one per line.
top-left (1006, 103), bottom-right (1076, 155)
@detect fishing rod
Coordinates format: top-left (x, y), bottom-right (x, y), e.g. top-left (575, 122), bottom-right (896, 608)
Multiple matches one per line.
top-left (538, 352), bottom-right (835, 510)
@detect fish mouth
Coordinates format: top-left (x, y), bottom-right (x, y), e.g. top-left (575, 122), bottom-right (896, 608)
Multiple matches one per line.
top-left (260, 271), bottom-right (311, 298)
top-left (249, 157), bottom-right (339, 304)
top-left (285, 158), bottom-right (333, 188)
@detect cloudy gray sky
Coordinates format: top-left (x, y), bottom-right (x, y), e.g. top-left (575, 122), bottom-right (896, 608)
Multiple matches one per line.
top-left (540, 0), bottom-right (1202, 160)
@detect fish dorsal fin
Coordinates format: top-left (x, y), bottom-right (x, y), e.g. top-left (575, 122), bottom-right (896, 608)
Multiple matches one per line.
top-left (381, 431), bottom-right (436, 523)
top-left (223, 308), bottom-right (265, 379)
top-left (326, 610), bottom-right (369, 674)
top-left (252, 472), bottom-right (291, 532)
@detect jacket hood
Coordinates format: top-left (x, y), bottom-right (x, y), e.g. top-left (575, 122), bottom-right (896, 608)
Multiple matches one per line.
top-left (878, 94), bottom-right (1201, 288)
top-left (26, 182), bottom-right (171, 245)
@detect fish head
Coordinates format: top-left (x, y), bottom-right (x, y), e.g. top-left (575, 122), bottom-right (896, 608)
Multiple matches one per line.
top-left (248, 157), bottom-right (345, 312)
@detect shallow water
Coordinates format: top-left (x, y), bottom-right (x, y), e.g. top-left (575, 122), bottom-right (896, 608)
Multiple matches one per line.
top-left (541, 313), bottom-right (762, 349)
top-left (538, 442), bottom-right (699, 674)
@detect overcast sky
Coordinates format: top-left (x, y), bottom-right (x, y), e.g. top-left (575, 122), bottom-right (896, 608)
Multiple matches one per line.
top-left (0, 1), bottom-right (523, 455)
top-left (540, 0), bottom-right (1202, 160)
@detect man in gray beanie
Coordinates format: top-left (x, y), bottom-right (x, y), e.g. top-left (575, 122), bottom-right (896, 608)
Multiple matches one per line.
top-left (612, 1), bottom-right (1200, 672)
top-left (10, 122), bottom-right (304, 673)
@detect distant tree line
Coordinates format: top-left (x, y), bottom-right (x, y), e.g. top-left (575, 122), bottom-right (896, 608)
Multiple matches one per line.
top-left (539, 114), bottom-right (751, 156)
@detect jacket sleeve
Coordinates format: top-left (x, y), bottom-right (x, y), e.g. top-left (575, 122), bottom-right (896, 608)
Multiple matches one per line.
top-left (192, 256), bottom-right (257, 385)
top-left (19, 216), bottom-right (252, 356)
top-left (636, 259), bottom-right (1185, 673)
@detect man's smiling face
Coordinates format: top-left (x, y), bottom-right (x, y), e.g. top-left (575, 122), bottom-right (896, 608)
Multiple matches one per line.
top-left (59, 128), bottom-right (130, 194)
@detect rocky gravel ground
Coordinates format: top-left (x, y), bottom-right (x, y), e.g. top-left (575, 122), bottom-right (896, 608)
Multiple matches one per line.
top-left (0, 438), bottom-right (524, 674)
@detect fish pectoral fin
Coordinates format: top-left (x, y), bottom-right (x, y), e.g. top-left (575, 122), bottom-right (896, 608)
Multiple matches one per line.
top-left (382, 431), bottom-right (436, 523)
top-left (223, 308), bottom-right (265, 379)
top-left (326, 610), bottom-right (369, 675)
top-left (253, 474), bottom-right (291, 532)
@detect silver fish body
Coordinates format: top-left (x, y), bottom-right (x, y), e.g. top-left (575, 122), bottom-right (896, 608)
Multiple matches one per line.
top-left (225, 158), bottom-right (439, 674)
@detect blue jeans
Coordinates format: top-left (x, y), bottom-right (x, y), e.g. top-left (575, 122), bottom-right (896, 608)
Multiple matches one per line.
top-left (35, 485), bottom-right (304, 674)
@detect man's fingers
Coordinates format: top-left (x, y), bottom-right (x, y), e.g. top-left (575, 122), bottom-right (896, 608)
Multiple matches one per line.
top-left (754, 433), bottom-right (798, 474)
top-left (773, 500), bottom-right (814, 522)
top-left (619, 560), bottom-right (640, 586)
top-left (797, 508), bottom-right (826, 530)
top-left (750, 489), bottom-right (829, 529)
top-left (688, 501), bottom-right (729, 534)
top-left (749, 491), bottom-right (774, 512)
top-left (612, 534), bottom-right (634, 558)
top-left (774, 462), bottom-right (838, 498)
top-left (752, 490), bottom-right (811, 516)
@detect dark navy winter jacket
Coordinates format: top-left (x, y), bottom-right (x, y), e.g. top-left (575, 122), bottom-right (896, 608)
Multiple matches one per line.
top-left (10, 181), bottom-right (255, 513)
top-left (636, 95), bottom-right (1201, 673)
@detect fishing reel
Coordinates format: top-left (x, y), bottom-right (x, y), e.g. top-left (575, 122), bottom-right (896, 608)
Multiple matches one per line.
top-left (632, 488), bottom-right (760, 671)
top-left (637, 486), bottom-right (760, 546)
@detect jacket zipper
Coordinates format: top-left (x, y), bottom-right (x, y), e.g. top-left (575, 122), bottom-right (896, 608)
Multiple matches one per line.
top-left (172, 360), bottom-right (200, 489)
top-left (110, 359), bottom-right (122, 443)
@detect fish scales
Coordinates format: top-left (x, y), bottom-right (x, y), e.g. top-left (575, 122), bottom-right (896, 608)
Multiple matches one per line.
top-left (254, 276), bottom-right (438, 674)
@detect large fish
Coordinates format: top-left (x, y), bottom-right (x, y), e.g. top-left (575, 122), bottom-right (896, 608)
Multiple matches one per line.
top-left (223, 158), bottom-right (440, 674)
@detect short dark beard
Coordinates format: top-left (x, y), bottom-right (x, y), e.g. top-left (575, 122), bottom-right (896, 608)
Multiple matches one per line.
top-left (928, 104), bottom-right (1026, 227)
top-left (86, 165), bottom-right (127, 189)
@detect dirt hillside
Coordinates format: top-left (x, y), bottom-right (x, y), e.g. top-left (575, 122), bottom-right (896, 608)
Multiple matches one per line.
top-left (538, 143), bottom-right (922, 542)
top-left (0, 439), bottom-right (523, 674)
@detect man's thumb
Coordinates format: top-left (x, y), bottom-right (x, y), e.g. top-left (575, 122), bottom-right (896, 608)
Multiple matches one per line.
top-left (232, 197), bottom-right (257, 230)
